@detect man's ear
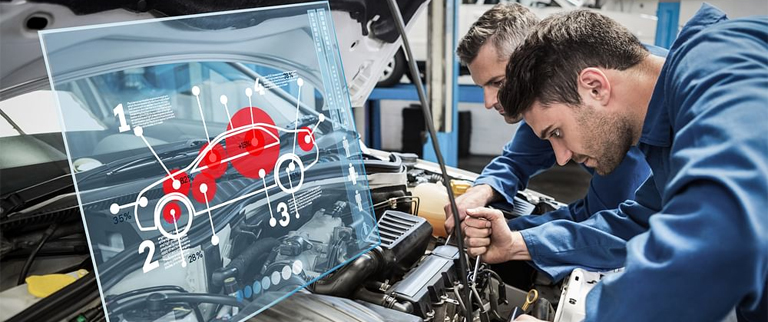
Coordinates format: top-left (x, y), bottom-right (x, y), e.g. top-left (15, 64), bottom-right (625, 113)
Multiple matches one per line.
top-left (578, 68), bottom-right (611, 106)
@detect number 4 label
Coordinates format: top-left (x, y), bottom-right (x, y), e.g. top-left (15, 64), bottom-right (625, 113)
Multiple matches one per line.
top-left (114, 104), bottom-right (131, 132)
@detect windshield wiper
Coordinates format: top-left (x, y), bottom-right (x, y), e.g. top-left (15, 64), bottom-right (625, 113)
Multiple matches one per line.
top-left (0, 174), bottom-right (74, 219)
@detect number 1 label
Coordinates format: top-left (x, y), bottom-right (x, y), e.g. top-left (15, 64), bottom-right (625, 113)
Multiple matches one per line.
top-left (114, 104), bottom-right (130, 132)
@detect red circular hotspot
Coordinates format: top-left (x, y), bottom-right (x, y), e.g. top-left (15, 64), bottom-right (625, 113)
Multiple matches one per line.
top-left (244, 129), bottom-right (266, 157)
top-left (225, 107), bottom-right (280, 179)
top-left (198, 142), bottom-right (227, 179)
top-left (162, 201), bottom-right (182, 224)
top-left (297, 127), bottom-right (315, 152)
top-left (192, 173), bottom-right (217, 204)
top-left (162, 169), bottom-right (191, 196)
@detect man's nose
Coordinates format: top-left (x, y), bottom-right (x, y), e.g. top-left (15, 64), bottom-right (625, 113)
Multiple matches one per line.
top-left (483, 88), bottom-right (498, 110)
top-left (550, 140), bottom-right (572, 166)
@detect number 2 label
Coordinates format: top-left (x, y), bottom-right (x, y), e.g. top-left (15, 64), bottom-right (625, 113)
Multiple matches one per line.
top-left (139, 240), bottom-right (160, 273)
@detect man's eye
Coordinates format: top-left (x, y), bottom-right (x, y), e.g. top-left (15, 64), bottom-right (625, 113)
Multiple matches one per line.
top-left (492, 80), bottom-right (504, 87)
top-left (551, 129), bottom-right (562, 138)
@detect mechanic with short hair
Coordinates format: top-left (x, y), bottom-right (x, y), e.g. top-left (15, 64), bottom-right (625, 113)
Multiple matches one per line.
top-left (463, 5), bottom-right (768, 321)
top-left (446, 3), bottom-right (663, 281)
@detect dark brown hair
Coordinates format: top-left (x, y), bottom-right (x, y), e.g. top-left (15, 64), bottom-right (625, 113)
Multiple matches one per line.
top-left (499, 10), bottom-right (649, 119)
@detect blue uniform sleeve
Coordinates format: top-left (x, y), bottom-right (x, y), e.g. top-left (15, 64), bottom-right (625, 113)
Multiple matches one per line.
top-left (518, 175), bottom-right (660, 281)
top-left (508, 146), bottom-right (650, 231)
top-left (585, 17), bottom-right (768, 321)
top-left (473, 120), bottom-right (556, 205)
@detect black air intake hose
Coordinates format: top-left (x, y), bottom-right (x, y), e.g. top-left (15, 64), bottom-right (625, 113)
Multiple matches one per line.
top-left (354, 287), bottom-right (413, 313)
top-left (211, 237), bottom-right (278, 288)
top-left (312, 250), bottom-right (382, 297)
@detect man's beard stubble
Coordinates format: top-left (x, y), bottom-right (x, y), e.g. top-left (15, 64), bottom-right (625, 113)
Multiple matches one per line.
top-left (576, 105), bottom-right (634, 176)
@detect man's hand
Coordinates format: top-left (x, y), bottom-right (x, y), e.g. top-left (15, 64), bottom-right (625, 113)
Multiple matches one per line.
top-left (461, 207), bottom-right (531, 264)
top-left (444, 184), bottom-right (498, 235)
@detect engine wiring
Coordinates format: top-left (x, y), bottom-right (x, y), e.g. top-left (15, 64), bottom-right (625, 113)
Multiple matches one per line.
top-left (371, 196), bottom-right (420, 215)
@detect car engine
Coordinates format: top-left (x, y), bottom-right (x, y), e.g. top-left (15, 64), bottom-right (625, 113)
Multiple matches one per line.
top-left (2, 149), bottom-right (560, 322)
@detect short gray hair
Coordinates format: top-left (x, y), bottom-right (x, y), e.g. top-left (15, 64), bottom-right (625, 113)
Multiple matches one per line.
top-left (456, 3), bottom-right (539, 65)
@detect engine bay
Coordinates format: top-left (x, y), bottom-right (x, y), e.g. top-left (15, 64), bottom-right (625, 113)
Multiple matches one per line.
top-left (2, 150), bottom-right (565, 322)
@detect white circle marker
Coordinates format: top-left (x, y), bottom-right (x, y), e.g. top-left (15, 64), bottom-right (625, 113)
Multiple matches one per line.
top-left (288, 162), bottom-right (295, 171)
top-left (297, 78), bottom-right (304, 87)
top-left (192, 86), bottom-right (200, 96)
top-left (200, 183), bottom-right (208, 193)
top-left (220, 95), bottom-right (228, 105)
top-left (133, 126), bottom-right (143, 137)
top-left (211, 235), bottom-right (219, 246)
top-left (139, 197), bottom-right (148, 207)
top-left (274, 154), bottom-right (305, 194)
top-left (292, 261), bottom-right (303, 274)
top-left (281, 265), bottom-right (292, 280)
top-left (258, 169), bottom-right (266, 178)
top-left (245, 88), bottom-right (253, 97)
top-left (269, 217), bottom-right (276, 227)
top-left (109, 203), bottom-right (120, 215)
top-left (271, 271), bottom-right (280, 285)
top-left (253, 281), bottom-right (261, 294)
top-left (304, 135), bottom-right (311, 144)
top-left (153, 193), bottom-right (194, 240)
top-left (318, 114), bottom-right (325, 122)
top-left (262, 276), bottom-right (271, 290)
top-left (172, 180), bottom-right (181, 190)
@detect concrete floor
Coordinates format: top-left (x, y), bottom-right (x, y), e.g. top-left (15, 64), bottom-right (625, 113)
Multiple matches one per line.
top-left (458, 155), bottom-right (591, 204)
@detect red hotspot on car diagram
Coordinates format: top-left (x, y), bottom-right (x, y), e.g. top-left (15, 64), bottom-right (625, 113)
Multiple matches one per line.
top-left (108, 77), bottom-right (325, 269)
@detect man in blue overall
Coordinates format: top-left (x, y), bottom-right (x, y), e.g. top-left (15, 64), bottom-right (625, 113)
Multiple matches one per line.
top-left (463, 4), bottom-right (767, 321)
top-left (449, 3), bottom-right (661, 281)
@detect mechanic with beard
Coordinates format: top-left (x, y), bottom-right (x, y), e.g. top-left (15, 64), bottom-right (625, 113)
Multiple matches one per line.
top-left (445, 3), bottom-right (665, 282)
top-left (463, 5), bottom-right (767, 321)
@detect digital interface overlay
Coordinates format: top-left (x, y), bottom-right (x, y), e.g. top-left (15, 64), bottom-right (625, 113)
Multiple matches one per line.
top-left (39, 3), bottom-right (380, 321)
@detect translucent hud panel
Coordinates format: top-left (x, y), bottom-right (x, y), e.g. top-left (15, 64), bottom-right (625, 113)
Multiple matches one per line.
top-left (40, 2), bottom-right (379, 321)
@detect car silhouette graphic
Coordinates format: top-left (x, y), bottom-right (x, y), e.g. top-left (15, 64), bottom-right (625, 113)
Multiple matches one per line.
top-left (113, 106), bottom-right (324, 244)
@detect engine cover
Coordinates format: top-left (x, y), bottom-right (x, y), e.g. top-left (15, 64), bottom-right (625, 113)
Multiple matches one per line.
top-left (389, 245), bottom-right (460, 317)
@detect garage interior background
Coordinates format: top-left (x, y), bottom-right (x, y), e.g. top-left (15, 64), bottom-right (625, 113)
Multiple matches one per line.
top-left (364, 0), bottom-right (767, 203)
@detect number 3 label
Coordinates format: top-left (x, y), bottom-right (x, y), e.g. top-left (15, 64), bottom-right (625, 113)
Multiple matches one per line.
top-left (277, 202), bottom-right (290, 227)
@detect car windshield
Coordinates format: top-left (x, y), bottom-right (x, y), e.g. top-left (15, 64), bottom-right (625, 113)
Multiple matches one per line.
top-left (55, 61), bottom-right (323, 163)
top-left (0, 61), bottom-right (324, 193)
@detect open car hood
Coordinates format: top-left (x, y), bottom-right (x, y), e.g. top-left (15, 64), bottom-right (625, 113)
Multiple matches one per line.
top-left (0, 0), bottom-right (428, 106)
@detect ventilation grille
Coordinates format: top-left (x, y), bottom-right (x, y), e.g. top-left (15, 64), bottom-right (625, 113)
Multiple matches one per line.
top-left (511, 196), bottom-right (536, 217)
top-left (371, 210), bottom-right (424, 248)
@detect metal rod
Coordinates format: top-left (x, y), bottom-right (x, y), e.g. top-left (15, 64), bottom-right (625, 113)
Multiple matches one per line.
top-left (384, 0), bottom-right (472, 317)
